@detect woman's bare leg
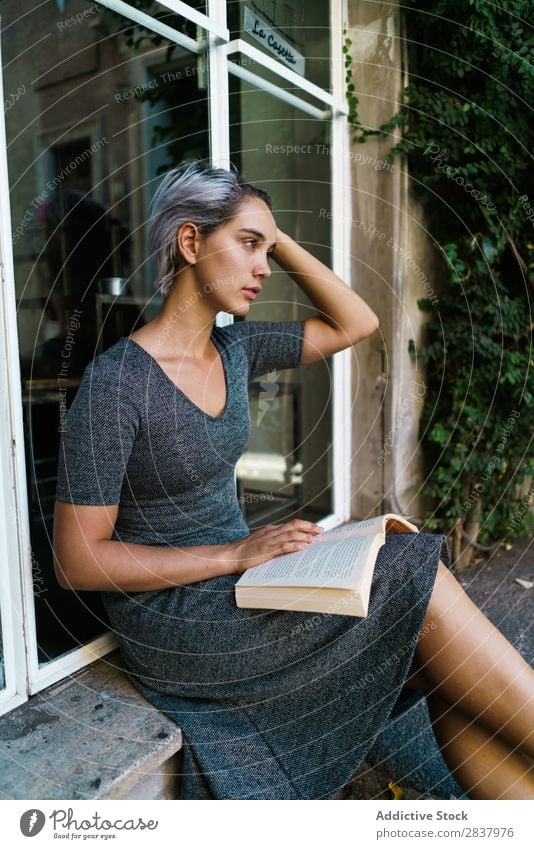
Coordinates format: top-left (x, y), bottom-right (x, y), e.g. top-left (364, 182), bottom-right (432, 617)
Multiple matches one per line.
top-left (426, 691), bottom-right (534, 799)
top-left (412, 560), bottom-right (534, 759)
top-left (404, 671), bottom-right (534, 798)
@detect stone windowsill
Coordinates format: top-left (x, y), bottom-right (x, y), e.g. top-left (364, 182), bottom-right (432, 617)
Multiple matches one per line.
top-left (0, 649), bottom-right (183, 800)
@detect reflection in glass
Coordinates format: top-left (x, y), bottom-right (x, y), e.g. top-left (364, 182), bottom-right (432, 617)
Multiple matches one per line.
top-left (3, 0), bottom-right (209, 665)
top-left (228, 0), bottom-right (331, 91)
top-left (230, 60), bottom-right (334, 527)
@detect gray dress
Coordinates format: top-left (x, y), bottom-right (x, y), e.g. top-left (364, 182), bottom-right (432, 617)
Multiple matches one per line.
top-left (56, 319), bottom-right (452, 799)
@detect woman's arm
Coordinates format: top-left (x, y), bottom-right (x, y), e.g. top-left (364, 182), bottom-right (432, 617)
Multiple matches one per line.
top-left (53, 501), bottom-right (323, 591)
top-left (271, 228), bottom-right (379, 364)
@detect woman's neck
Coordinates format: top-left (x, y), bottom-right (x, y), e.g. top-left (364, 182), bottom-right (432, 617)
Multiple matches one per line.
top-left (134, 275), bottom-right (218, 359)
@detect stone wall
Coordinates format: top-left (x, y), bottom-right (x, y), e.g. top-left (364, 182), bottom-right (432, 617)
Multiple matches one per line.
top-left (347, 0), bottom-right (439, 521)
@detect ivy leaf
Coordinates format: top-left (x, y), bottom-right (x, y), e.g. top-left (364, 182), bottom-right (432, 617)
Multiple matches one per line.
top-left (482, 237), bottom-right (498, 263)
top-left (417, 298), bottom-right (434, 312)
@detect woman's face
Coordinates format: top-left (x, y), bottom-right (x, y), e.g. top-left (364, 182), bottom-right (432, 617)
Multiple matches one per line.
top-left (193, 196), bottom-right (277, 316)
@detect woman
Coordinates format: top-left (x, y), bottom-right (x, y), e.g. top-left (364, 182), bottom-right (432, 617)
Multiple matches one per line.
top-left (53, 160), bottom-right (534, 800)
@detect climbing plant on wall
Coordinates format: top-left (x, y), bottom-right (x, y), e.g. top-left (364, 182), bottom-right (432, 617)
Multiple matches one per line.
top-left (345, 1), bottom-right (533, 564)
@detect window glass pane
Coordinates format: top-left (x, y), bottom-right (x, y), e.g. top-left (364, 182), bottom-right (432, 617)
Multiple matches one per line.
top-left (228, 0), bottom-right (331, 91)
top-left (228, 52), bottom-right (330, 114)
top-left (3, 0), bottom-right (209, 665)
top-left (230, 68), bottom-right (334, 527)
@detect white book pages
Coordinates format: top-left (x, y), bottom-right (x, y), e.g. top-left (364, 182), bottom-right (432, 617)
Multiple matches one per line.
top-left (320, 514), bottom-right (418, 539)
top-left (237, 533), bottom-right (384, 590)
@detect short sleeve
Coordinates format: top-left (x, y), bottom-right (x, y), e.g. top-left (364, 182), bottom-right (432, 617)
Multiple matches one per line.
top-left (55, 358), bottom-right (141, 505)
top-left (224, 319), bottom-right (305, 381)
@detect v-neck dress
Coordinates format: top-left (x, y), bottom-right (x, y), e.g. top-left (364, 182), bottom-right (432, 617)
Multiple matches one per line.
top-left (55, 319), bottom-right (452, 799)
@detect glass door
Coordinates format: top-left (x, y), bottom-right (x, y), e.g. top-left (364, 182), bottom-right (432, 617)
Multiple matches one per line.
top-left (1, 0), bottom-right (210, 679)
top-left (229, 60), bottom-right (335, 527)
top-left (0, 0), bottom-right (348, 710)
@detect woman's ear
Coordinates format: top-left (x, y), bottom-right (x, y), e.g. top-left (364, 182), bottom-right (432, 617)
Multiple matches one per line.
top-left (176, 221), bottom-right (201, 265)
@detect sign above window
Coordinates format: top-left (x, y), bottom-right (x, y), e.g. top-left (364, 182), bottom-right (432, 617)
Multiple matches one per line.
top-left (243, 6), bottom-right (305, 76)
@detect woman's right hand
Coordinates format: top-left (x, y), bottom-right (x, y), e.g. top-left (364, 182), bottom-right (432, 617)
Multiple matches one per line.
top-left (220, 519), bottom-right (324, 575)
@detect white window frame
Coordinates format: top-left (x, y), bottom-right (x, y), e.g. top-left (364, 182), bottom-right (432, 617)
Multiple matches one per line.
top-left (0, 0), bottom-right (350, 715)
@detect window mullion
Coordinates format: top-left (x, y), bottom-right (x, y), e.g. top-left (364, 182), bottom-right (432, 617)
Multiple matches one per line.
top-left (330, 0), bottom-right (352, 523)
top-left (228, 61), bottom-right (330, 120)
top-left (95, 0), bottom-right (201, 52)
top-left (208, 1), bottom-right (232, 328)
top-left (226, 38), bottom-right (348, 115)
top-left (0, 35), bottom-right (34, 709)
top-left (0, 433), bottom-right (29, 706)
top-left (153, 0), bottom-right (229, 41)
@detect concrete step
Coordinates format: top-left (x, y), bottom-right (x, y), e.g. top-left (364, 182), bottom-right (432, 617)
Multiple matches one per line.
top-left (0, 650), bottom-right (183, 800)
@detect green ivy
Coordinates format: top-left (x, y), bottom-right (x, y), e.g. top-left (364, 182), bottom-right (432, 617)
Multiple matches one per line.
top-left (345, 1), bottom-right (534, 546)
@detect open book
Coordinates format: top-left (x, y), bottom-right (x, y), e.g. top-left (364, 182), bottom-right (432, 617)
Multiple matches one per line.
top-left (235, 513), bottom-right (419, 618)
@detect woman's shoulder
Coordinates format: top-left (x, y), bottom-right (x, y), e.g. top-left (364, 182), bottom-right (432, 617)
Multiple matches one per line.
top-left (81, 337), bottom-right (147, 379)
top-left (214, 319), bottom-right (305, 379)
top-left (72, 338), bottom-right (148, 409)
top-left (214, 321), bottom-right (273, 359)
top-left (215, 319), bottom-right (304, 345)
top-left (216, 319), bottom-right (305, 355)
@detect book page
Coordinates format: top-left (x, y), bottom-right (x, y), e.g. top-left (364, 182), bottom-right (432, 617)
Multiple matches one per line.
top-left (237, 533), bottom-right (384, 590)
top-left (316, 514), bottom-right (418, 540)
top-left (318, 516), bottom-right (384, 540)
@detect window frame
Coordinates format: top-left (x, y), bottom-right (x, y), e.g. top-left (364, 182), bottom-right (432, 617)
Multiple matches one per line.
top-left (0, 0), bottom-right (351, 715)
